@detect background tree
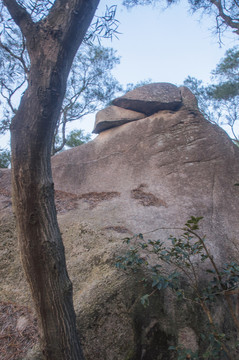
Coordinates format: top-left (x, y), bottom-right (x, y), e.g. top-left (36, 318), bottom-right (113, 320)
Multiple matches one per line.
top-left (0, 31), bottom-right (122, 155)
top-left (52, 44), bottom-right (121, 154)
top-left (54, 129), bottom-right (92, 152)
top-left (184, 46), bottom-right (239, 143)
top-left (0, 148), bottom-right (11, 168)
top-left (0, 0), bottom-right (119, 358)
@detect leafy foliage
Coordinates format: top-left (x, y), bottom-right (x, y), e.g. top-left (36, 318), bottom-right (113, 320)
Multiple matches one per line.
top-left (123, 0), bottom-right (158, 7)
top-left (0, 149), bottom-right (11, 168)
top-left (0, 40), bottom-right (122, 154)
top-left (52, 44), bottom-right (122, 154)
top-left (0, 3), bottom-right (122, 155)
top-left (184, 46), bottom-right (239, 143)
top-left (124, 78), bottom-right (153, 92)
top-left (65, 130), bottom-right (91, 148)
top-left (53, 130), bottom-right (91, 153)
top-left (85, 5), bottom-right (121, 44)
top-left (116, 217), bottom-right (239, 359)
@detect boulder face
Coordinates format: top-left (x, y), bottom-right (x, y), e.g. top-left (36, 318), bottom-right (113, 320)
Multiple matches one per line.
top-left (1, 83), bottom-right (239, 360)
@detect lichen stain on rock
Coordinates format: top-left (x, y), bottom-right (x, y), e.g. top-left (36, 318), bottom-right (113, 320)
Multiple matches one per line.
top-left (55, 190), bottom-right (121, 213)
top-left (54, 190), bottom-right (79, 213)
top-left (131, 184), bottom-right (167, 207)
top-left (79, 191), bottom-right (120, 209)
top-left (0, 187), bottom-right (121, 214)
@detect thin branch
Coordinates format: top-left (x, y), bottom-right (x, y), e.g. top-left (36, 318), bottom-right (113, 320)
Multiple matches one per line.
top-left (187, 254), bottom-right (200, 290)
top-left (229, 122), bottom-right (238, 140)
top-left (9, 78), bottom-right (27, 110)
top-left (188, 228), bottom-right (239, 332)
top-left (211, 0), bottom-right (239, 33)
top-left (233, 0), bottom-right (239, 7)
top-left (199, 299), bottom-right (234, 360)
top-left (20, 35), bottom-right (29, 75)
top-left (0, 40), bottom-right (29, 75)
top-left (1, 86), bottom-right (16, 114)
top-left (224, 294), bottom-right (239, 331)
top-left (187, 229), bottom-right (223, 282)
top-left (1, 77), bottom-right (26, 114)
top-left (52, 112), bottom-right (67, 154)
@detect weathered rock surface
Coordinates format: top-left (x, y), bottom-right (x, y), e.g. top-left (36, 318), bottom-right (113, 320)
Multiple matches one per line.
top-left (112, 82), bottom-right (182, 115)
top-left (93, 105), bottom-right (145, 134)
top-left (179, 85), bottom-right (199, 111)
top-left (1, 83), bottom-right (239, 360)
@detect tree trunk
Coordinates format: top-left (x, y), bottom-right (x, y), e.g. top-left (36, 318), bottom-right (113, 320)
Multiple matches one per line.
top-left (11, 79), bottom-right (84, 360)
top-left (7, 0), bottom-right (100, 358)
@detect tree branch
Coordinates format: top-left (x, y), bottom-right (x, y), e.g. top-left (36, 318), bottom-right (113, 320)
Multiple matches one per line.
top-left (0, 39), bottom-right (29, 75)
top-left (211, 0), bottom-right (239, 34)
top-left (52, 111), bottom-right (67, 155)
top-left (3, 0), bottom-right (34, 38)
top-left (1, 77), bottom-right (26, 114)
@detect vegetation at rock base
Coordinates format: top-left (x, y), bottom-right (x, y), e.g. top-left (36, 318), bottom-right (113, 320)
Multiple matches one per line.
top-left (116, 217), bottom-right (239, 359)
top-left (0, 148), bottom-right (11, 168)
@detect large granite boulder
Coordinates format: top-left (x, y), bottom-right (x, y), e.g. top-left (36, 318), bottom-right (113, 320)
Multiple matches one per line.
top-left (0, 83), bottom-right (239, 360)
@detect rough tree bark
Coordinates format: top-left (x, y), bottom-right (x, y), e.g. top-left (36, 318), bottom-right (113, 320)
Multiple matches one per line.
top-left (2, 0), bottom-right (100, 358)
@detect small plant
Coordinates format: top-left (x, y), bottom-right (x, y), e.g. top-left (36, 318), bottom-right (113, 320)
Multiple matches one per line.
top-left (116, 217), bottom-right (239, 359)
top-left (0, 148), bottom-right (11, 168)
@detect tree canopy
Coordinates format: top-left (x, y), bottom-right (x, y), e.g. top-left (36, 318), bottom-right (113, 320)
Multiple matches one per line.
top-left (0, 6), bottom-right (122, 154)
top-left (184, 46), bottom-right (239, 142)
top-left (0, 148), bottom-right (11, 168)
top-left (51, 43), bottom-right (121, 154)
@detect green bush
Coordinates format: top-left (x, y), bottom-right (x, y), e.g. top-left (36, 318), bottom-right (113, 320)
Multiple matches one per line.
top-left (0, 149), bottom-right (11, 168)
top-left (116, 217), bottom-right (239, 359)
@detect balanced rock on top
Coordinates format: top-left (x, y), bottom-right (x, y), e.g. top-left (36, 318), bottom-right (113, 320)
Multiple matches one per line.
top-left (93, 105), bottom-right (145, 134)
top-left (93, 83), bottom-right (199, 134)
top-left (112, 82), bottom-right (182, 115)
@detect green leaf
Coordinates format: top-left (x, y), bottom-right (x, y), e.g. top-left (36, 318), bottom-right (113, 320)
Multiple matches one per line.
top-left (168, 346), bottom-right (176, 350)
top-left (140, 294), bottom-right (150, 307)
